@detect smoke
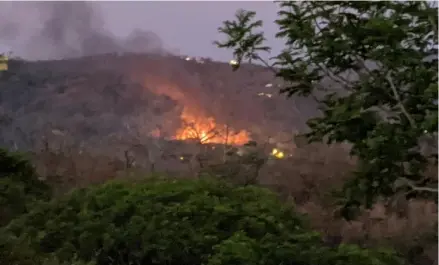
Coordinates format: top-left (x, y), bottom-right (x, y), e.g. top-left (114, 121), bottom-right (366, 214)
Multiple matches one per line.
top-left (0, 1), bottom-right (166, 60)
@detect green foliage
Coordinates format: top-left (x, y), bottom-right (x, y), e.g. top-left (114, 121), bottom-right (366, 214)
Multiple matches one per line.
top-left (3, 178), bottom-right (402, 265)
top-left (0, 234), bottom-right (93, 265)
top-left (0, 234), bottom-right (39, 265)
top-left (0, 148), bottom-right (51, 225)
top-left (216, 1), bottom-right (438, 217)
top-left (214, 9), bottom-right (271, 70)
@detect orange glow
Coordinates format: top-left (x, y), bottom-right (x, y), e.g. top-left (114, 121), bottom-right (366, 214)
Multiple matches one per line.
top-left (175, 108), bottom-right (250, 145)
top-left (142, 76), bottom-right (250, 146)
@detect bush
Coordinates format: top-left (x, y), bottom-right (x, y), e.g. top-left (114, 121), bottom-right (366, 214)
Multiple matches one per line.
top-left (0, 148), bottom-right (51, 226)
top-left (3, 178), bottom-right (402, 265)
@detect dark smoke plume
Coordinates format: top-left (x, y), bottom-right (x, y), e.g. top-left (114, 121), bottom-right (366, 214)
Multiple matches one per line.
top-left (0, 1), bottom-right (167, 60)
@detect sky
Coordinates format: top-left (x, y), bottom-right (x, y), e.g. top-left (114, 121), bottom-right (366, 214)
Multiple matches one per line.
top-left (0, 1), bottom-right (283, 61)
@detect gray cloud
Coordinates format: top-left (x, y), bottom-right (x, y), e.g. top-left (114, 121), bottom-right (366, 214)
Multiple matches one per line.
top-left (0, 1), bottom-right (281, 61)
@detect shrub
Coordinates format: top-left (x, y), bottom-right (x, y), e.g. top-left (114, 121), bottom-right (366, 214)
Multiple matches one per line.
top-left (4, 178), bottom-right (402, 265)
top-left (0, 234), bottom-right (39, 265)
top-left (0, 148), bottom-right (51, 226)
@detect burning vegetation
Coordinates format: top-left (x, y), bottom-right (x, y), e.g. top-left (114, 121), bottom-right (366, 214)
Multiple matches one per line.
top-left (142, 75), bottom-right (251, 146)
top-left (0, 53), bottom-right (319, 158)
top-left (175, 107), bottom-right (250, 145)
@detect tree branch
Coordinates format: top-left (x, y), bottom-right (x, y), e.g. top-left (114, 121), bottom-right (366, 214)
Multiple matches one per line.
top-left (253, 54), bottom-right (278, 75)
top-left (398, 177), bottom-right (438, 193)
top-left (385, 71), bottom-right (417, 128)
top-left (311, 5), bottom-right (355, 91)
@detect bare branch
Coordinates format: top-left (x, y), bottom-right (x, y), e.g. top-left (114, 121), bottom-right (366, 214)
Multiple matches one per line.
top-left (386, 71), bottom-right (417, 128)
top-left (398, 177), bottom-right (438, 193)
top-left (253, 54), bottom-right (278, 75)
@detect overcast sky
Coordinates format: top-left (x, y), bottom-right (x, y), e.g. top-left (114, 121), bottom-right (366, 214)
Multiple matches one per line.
top-left (0, 1), bottom-right (283, 61)
top-left (101, 2), bottom-right (281, 58)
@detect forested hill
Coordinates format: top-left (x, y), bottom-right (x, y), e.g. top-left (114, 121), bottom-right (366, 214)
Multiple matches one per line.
top-left (0, 53), bottom-right (320, 150)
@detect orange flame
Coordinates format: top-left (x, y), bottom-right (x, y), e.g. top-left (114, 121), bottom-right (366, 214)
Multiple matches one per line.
top-left (175, 108), bottom-right (250, 145)
top-left (142, 76), bottom-right (250, 145)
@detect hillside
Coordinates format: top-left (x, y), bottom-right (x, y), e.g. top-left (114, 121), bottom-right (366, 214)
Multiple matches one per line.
top-left (0, 53), bottom-right (320, 152)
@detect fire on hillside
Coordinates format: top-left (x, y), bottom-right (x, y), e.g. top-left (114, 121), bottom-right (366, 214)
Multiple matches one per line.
top-left (175, 107), bottom-right (250, 145)
top-left (143, 76), bottom-right (251, 146)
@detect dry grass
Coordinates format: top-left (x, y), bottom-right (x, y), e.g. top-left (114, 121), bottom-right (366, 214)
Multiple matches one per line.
top-left (30, 141), bottom-right (438, 264)
top-left (261, 143), bottom-right (437, 265)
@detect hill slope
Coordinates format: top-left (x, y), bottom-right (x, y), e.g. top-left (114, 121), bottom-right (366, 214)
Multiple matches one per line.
top-left (0, 53), bottom-right (320, 151)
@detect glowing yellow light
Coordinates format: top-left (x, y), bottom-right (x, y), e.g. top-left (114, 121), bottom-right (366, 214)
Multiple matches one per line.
top-left (271, 148), bottom-right (285, 159)
top-left (229, 59), bottom-right (238, 66)
top-left (275, 151), bottom-right (285, 159)
top-left (0, 55), bottom-right (8, 71)
top-left (179, 156), bottom-right (185, 161)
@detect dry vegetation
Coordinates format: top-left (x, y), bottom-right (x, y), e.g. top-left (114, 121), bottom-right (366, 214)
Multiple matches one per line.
top-left (1, 2), bottom-right (437, 264)
top-left (0, 54), bottom-right (436, 264)
top-left (29, 139), bottom-right (438, 265)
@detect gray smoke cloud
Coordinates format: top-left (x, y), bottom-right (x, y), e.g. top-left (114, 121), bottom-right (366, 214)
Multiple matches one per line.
top-left (0, 1), bottom-right (166, 60)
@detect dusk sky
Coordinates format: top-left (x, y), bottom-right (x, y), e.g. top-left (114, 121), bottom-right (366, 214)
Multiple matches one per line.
top-left (0, 1), bottom-right (283, 61)
top-left (100, 2), bottom-right (281, 58)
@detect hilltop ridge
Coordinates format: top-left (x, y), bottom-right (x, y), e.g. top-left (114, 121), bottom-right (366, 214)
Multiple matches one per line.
top-left (0, 52), bottom-right (320, 151)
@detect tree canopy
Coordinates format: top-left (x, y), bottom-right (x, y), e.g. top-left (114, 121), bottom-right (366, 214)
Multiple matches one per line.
top-left (0, 148), bottom-right (51, 226)
top-left (215, 1), bottom-right (438, 218)
top-left (2, 178), bottom-right (402, 265)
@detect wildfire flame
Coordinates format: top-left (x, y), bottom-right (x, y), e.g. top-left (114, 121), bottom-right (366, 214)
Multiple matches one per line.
top-left (175, 107), bottom-right (250, 145)
top-left (142, 76), bottom-right (251, 146)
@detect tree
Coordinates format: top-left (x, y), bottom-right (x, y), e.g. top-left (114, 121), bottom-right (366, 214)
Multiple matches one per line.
top-left (0, 148), bottom-right (51, 226)
top-left (215, 1), bottom-right (438, 218)
top-left (2, 178), bottom-right (402, 265)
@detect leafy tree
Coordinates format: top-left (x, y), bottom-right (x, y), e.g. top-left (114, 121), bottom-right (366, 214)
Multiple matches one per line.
top-left (3, 178), bottom-right (401, 265)
top-left (0, 148), bottom-right (51, 226)
top-left (215, 1), bottom-right (438, 218)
